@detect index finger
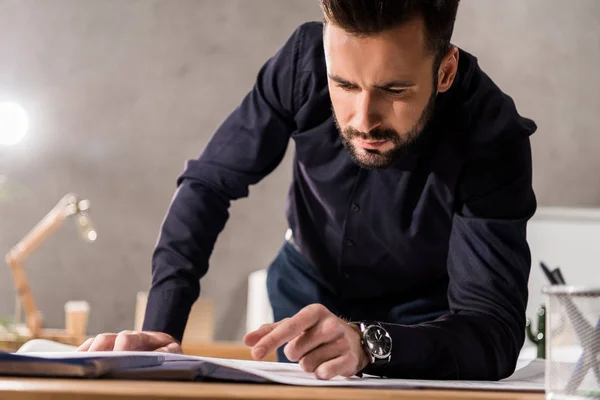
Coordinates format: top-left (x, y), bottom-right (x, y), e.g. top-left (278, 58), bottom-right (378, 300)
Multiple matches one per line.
top-left (244, 319), bottom-right (287, 347)
top-left (252, 304), bottom-right (325, 359)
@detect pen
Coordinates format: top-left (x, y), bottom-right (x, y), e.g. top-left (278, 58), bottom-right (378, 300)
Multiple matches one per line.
top-left (540, 261), bottom-right (558, 285)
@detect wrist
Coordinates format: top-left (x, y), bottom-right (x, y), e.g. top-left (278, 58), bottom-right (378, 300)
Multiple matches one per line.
top-left (349, 322), bottom-right (371, 371)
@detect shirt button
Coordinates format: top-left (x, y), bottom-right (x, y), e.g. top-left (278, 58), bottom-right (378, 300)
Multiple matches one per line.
top-left (346, 239), bottom-right (354, 247)
top-left (351, 203), bottom-right (360, 212)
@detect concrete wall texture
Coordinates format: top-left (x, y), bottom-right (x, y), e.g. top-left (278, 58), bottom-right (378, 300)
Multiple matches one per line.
top-left (0, 0), bottom-right (598, 341)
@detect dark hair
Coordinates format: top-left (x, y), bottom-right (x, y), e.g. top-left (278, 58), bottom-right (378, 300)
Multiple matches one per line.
top-left (319, 0), bottom-right (460, 67)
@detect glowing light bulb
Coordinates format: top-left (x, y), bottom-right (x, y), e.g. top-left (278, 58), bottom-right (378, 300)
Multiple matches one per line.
top-left (0, 102), bottom-right (29, 146)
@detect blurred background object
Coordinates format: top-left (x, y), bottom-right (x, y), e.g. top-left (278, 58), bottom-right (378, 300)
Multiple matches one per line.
top-left (0, 101), bottom-right (29, 203)
top-left (4, 193), bottom-right (96, 347)
top-left (0, 102), bottom-right (28, 146)
top-left (0, 0), bottom-right (598, 343)
top-left (0, 175), bottom-right (28, 203)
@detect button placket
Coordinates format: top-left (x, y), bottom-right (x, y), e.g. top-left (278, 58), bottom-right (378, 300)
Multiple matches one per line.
top-left (339, 169), bottom-right (363, 282)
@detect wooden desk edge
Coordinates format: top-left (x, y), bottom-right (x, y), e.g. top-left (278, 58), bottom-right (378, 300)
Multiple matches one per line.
top-left (0, 377), bottom-right (545, 400)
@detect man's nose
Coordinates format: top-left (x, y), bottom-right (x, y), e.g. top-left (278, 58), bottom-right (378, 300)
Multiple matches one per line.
top-left (351, 91), bottom-right (382, 134)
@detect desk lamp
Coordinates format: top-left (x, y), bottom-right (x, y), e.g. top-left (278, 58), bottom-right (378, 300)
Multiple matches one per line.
top-left (5, 193), bottom-right (97, 340)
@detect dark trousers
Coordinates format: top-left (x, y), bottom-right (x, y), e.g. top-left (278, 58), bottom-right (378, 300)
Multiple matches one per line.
top-left (265, 242), bottom-right (340, 362)
top-left (265, 242), bottom-right (449, 362)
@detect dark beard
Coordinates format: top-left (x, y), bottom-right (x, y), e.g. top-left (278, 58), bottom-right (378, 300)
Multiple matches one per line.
top-left (334, 91), bottom-right (436, 169)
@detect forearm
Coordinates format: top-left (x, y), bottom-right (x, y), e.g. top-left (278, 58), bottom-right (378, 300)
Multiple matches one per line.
top-left (380, 133), bottom-right (536, 381)
top-left (142, 23), bottom-right (303, 341)
top-left (368, 312), bottom-right (522, 380)
top-left (143, 179), bottom-right (231, 341)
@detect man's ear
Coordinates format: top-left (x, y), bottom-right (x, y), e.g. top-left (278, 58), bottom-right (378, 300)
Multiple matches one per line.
top-left (437, 46), bottom-right (459, 93)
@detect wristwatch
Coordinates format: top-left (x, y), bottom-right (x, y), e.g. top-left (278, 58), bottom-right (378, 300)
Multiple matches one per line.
top-left (353, 321), bottom-right (392, 368)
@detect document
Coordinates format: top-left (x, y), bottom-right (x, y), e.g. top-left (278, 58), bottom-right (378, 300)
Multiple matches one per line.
top-left (17, 349), bottom-right (546, 391)
top-left (0, 350), bottom-right (164, 378)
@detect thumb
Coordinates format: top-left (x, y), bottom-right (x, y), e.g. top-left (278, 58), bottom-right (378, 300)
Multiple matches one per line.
top-left (144, 332), bottom-right (179, 348)
top-left (154, 342), bottom-right (183, 354)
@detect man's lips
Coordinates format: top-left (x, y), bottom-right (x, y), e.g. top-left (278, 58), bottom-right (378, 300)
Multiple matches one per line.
top-left (356, 139), bottom-right (389, 150)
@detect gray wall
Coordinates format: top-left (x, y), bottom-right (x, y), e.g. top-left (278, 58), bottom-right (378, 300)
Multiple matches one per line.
top-left (0, 0), bottom-right (598, 341)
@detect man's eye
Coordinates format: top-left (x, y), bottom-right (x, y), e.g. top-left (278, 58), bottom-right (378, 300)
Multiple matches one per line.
top-left (385, 88), bottom-right (406, 95)
top-left (336, 83), bottom-right (357, 91)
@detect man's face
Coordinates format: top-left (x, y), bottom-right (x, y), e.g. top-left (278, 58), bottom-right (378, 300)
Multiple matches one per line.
top-left (324, 18), bottom-right (438, 169)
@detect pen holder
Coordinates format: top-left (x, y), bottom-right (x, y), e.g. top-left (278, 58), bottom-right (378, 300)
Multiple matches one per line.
top-left (543, 286), bottom-right (600, 399)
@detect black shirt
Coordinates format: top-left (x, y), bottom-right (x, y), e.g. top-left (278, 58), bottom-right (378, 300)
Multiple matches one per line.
top-left (143, 22), bottom-right (537, 380)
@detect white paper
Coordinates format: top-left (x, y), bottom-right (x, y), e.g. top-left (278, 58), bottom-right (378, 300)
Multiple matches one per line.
top-left (22, 350), bottom-right (546, 391)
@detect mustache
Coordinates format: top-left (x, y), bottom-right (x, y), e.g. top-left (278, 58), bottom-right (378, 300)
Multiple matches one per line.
top-left (343, 126), bottom-right (398, 141)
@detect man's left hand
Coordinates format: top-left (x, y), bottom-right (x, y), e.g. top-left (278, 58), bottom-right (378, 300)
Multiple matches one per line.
top-left (243, 304), bottom-right (370, 380)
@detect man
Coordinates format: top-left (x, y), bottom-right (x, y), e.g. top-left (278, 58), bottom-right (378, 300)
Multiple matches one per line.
top-left (79, 0), bottom-right (537, 381)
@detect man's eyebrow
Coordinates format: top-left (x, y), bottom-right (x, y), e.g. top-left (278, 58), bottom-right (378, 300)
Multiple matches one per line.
top-left (328, 74), bottom-right (416, 89)
top-left (374, 80), bottom-right (416, 89)
top-left (328, 74), bottom-right (355, 86)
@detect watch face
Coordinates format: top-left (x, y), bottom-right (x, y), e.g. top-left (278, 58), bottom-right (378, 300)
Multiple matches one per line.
top-left (364, 325), bottom-right (392, 359)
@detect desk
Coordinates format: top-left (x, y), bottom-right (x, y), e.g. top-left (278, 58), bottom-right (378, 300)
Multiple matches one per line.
top-left (0, 378), bottom-right (544, 400)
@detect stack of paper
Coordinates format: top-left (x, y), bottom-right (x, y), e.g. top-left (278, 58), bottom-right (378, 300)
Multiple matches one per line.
top-left (0, 351), bottom-right (164, 378)
top-left (3, 349), bottom-right (546, 392)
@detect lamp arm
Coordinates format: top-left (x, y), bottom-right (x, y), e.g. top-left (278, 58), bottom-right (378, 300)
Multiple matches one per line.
top-left (4, 193), bottom-right (79, 336)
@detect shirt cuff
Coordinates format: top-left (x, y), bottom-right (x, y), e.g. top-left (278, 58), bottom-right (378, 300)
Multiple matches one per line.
top-left (141, 288), bottom-right (194, 343)
top-left (362, 322), bottom-right (459, 379)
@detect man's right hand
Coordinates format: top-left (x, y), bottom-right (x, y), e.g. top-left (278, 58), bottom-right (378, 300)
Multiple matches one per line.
top-left (76, 331), bottom-right (182, 353)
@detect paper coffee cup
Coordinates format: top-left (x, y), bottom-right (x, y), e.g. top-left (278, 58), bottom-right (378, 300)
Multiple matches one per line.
top-left (64, 301), bottom-right (90, 337)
